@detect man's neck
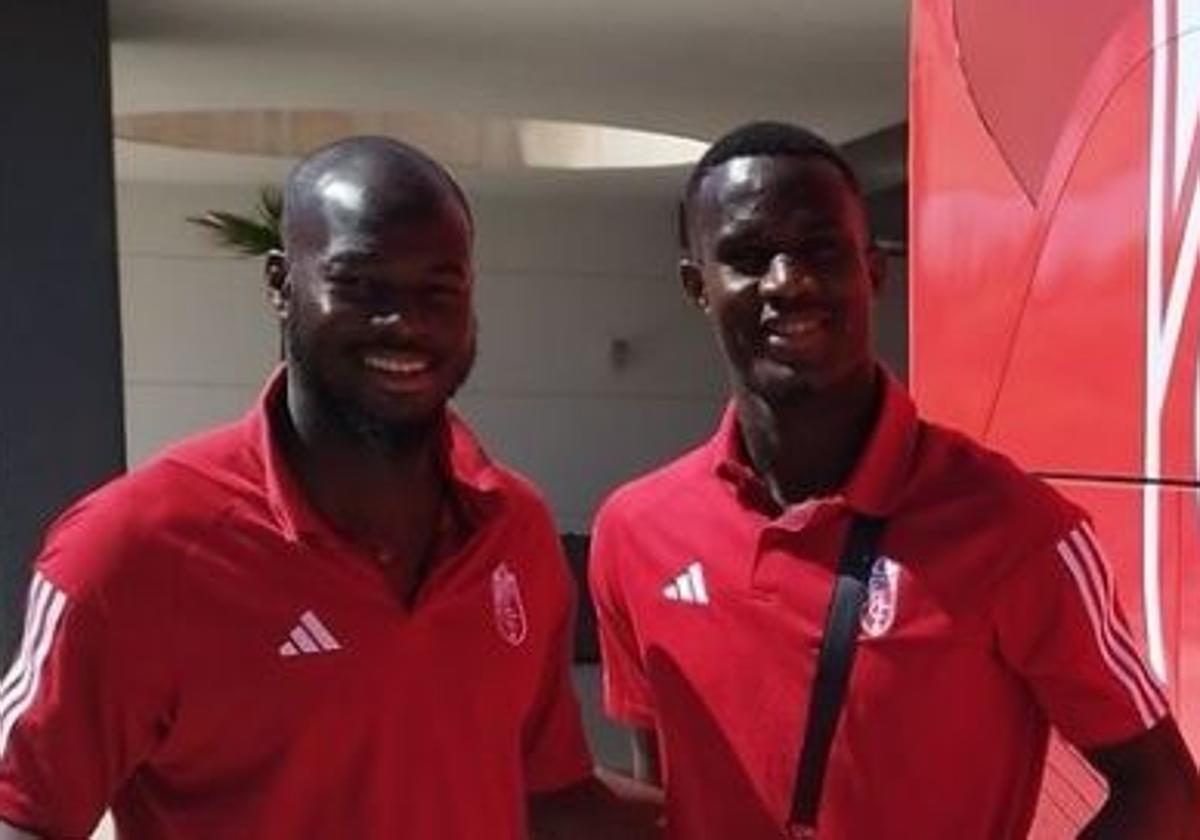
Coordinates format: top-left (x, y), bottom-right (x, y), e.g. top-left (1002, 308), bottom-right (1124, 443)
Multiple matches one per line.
top-left (286, 412), bottom-right (444, 539)
top-left (734, 365), bottom-right (881, 508)
top-left (276, 384), bottom-right (453, 600)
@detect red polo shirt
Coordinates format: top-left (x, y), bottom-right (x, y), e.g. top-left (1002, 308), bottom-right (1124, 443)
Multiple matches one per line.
top-left (590, 371), bottom-right (1168, 839)
top-left (0, 374), bottom-right (592, 839)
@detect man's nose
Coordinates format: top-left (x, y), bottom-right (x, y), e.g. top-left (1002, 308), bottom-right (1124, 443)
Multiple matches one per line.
top-left (760, 253), bottom-right (810, 296)
top-left (367, 305), bottom-right (422, 335)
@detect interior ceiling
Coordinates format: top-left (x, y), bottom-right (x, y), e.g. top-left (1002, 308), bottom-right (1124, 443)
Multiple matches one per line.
top-left (109, 0), bottom-right (910, 194)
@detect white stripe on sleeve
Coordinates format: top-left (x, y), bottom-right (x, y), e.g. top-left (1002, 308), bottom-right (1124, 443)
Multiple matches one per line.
top-left (1071, 526), bottom-right (1169, 715)
top-left (1056, 530), bottom-right (1168, 727)
top-left (0, 573), bottom-right (68, 756)
top-left (0, 575), bottom-right (50, 705)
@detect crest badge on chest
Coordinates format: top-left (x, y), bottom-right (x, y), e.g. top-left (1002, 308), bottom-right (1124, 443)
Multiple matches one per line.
top-left (492, 562), bottom-right (528, 647)
top-left (860, 556), bottom-right (901, 638)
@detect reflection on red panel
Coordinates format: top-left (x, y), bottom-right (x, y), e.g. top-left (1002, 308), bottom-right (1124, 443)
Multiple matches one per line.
top-left (911, 0), bottom-right (1200, 833)
top-left (954, 0), bottom-right (1135, 201)
top-left (1030, 736), bottom-right (1106, 839)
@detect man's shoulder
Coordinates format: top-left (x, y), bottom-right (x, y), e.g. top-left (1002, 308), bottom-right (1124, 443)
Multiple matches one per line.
top-left (482, 459), bottom-right (554, 520)
top-left (37, 418), bottom-right (258, 595)
top-left (156, 413), bottom-right (260, 481)
top-left (594, 444), bottom-right (713, 534)
top-left (121, 417), bottom-right (258, 516)
top-left (908, 419), bottom-right (1083, 537)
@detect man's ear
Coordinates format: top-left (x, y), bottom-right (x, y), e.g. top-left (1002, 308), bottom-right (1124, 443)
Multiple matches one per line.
top-left (680, 258), bottom-right (709, 311)
top-left (265, 249), bottom-right (290, 317)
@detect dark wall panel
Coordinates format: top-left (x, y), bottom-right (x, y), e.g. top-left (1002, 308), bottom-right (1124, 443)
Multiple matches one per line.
top-left (0, 0), bottom-right (125, 660)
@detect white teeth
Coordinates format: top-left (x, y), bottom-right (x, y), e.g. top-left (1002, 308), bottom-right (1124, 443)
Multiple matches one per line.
top-left (771, 315), bottom-right (826, 337)
top-left (363, 354), bottom-right (429, 375)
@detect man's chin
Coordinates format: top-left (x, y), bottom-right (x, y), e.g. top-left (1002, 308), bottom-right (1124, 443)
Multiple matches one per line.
top-left (746, 355), bottom-right (877, 407)
top-left (315, 383), bottom-right (448, 451)
top-left (342, 405), bottom-right (445, 453)
top-left (744, 361), bottom-right (822, 402)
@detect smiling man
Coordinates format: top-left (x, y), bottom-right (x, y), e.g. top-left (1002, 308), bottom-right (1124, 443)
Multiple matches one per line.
top-left (0, 136), bottom-right (657, 839)
top-left (588, 122), bottom-right (1200, 838)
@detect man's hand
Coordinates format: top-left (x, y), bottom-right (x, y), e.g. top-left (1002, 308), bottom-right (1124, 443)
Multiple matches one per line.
top-left (1081, 717), bottom-right (1200, 839)
top-left (527, 768), bottom-right (663, 840)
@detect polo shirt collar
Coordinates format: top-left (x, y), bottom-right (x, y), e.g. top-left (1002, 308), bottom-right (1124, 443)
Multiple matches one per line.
top-left (249, 368), bottom-right (503, 546)
top-left (709, 368), bottom-right (919, 517)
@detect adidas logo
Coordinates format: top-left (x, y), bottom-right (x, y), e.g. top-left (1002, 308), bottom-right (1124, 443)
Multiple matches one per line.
top-left (663, 561), bottom-right (709, 605)
top-left (279, 610), bottom-right (342, 657)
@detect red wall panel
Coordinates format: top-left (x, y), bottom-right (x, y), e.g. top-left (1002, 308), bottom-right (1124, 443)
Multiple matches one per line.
top-left (911, 0), bottom-right (1200, 832)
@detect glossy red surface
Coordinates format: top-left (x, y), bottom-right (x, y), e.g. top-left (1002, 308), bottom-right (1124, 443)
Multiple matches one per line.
top-left (911, 0), bottom-right (1200, 832)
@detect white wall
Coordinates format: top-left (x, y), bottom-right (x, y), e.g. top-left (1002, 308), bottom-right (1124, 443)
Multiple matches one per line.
top-left (117, 182), bottom-right (278, 465)
top-left (461, 190), bottom-right (729, 529)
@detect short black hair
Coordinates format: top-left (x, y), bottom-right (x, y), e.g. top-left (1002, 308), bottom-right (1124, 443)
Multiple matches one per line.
top-left (283, 135), bottom-right (473, 247)
top-left (678, 121), bottom-right (862, 252)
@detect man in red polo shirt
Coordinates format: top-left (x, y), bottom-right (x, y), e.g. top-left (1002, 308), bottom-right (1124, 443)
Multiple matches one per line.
top-left (0, 137), bottom-right (657, 839)
top-left (589, 121), bottom-right (1200, 838)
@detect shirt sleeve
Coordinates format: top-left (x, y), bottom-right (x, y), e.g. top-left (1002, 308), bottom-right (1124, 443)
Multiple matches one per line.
top-left (993, 516), bottom-right (1170, 749)
top-left (521, 508), bottom-right (594, 793)
top-left (0, 500), bottom-right (175, 837)
top-left (588, 503), bottom-right (656, 729)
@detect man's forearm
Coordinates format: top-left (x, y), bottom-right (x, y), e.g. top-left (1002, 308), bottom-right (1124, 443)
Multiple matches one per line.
top-left (1082, 719), bottom-right (1200, 840)
top-left (1080, 777), bottom-right (1200, 839)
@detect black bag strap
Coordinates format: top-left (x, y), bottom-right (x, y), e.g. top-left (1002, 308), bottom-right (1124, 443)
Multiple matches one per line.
top-left (788, 513), bottom-right (885, 838)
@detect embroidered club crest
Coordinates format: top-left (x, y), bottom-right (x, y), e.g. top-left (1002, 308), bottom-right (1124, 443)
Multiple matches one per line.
top-left (860, 556), bottom-right (900, 638)
top-left (492, 563), bottom-right (528, 646)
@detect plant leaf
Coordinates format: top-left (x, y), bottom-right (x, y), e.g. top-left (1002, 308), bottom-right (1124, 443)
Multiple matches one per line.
top-left (187, 185), bottom-right (283, 256)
